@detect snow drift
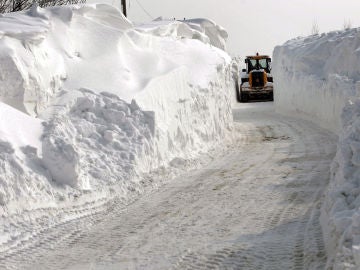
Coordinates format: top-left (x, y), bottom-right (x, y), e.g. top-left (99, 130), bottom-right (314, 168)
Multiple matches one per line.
top-left (0, 3), bottom-right (233, 226)
top-left (273, 29), bottom-right (360, 269)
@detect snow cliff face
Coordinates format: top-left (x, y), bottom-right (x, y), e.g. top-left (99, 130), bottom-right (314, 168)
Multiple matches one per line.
top-left (273, 29), bottom-right (360, 269)
top-left (273, 29), bottom-right (360, 133)
top-left (0, 4), bottom-right (233, 217)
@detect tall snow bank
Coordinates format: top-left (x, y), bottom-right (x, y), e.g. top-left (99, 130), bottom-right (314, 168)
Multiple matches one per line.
top-left (273, 29), bottom-right (360, 269)
top-left (273, 29), bottom-right (360, 133)
top-left (0, 4), bottom-right (233, 219)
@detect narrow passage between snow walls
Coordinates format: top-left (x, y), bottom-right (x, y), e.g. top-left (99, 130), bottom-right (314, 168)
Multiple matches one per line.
top-left (273, 28), bottom-right (360, 269)
top-left (0, 102), bottom-right (337, 270)
top-left (2, 3), bottom-right (358, 270)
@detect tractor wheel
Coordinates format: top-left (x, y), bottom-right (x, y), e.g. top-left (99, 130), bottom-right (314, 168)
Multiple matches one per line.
top-left (240, 91), bottom-right (248, 103)
top-left (269, 92), bottom-right (274, 101)
top-left (235, 81), bottom-right (241, 102)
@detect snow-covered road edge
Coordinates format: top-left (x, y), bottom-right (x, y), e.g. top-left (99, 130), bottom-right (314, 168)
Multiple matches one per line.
top-left (273, 29), bottom-right (360, 269)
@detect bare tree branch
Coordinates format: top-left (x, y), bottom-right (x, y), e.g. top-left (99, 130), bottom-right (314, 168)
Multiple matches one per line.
top-left (311, 20), bottom-right (320, 35)
top-left (0, 0), bottom-right (86, 14)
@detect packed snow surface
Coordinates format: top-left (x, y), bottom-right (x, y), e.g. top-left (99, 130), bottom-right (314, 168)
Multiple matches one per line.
top-left (0, 3), bottom-right (233, 230)
top-left (273, 28), bottom-right (360, 269)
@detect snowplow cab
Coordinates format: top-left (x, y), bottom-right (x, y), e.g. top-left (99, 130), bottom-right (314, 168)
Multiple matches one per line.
top-left (238, 53), bottom-right (274, 102)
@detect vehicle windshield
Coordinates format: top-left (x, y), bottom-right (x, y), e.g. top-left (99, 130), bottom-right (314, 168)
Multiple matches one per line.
top-left (248, 58), bottom-right (270, 72)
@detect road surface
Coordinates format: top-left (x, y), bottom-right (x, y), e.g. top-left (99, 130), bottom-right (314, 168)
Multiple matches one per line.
top-left (0, 102), bottom-right (337, 270)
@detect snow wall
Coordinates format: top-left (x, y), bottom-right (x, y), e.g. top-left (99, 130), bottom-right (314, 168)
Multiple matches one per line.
top-left (273, 28), bottom-right (360, 269)
top-left (0, 4), bottom-right (233, 223)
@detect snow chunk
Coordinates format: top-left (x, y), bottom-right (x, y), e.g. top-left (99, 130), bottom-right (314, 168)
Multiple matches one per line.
top-left (0, 102), bottom-right (43, 156)
top-left (185, 18), bottom-right (228, 51)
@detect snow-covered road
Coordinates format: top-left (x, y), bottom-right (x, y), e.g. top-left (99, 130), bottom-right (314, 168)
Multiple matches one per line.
top-left (1, 102), bottom-right (337, 270)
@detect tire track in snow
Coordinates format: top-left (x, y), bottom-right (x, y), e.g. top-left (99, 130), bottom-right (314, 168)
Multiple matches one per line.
top-left (172, 104), bottom-right (335, 270)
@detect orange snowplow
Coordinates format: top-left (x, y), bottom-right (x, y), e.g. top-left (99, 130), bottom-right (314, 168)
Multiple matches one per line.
top-left (238, 53), bottom-right (274, 102)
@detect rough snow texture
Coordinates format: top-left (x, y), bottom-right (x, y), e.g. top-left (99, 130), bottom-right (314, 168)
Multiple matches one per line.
top-left (0, 4), bottom-right (233, 219)
top-left (321, 98), bottom-right (360, 269)
top-left (273, 28), bottom-right (360, 269)
top-left (272, 29), bottom-right (360, 134)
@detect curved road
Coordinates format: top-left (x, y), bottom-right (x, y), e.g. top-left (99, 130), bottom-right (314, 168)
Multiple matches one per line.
top-left (1, 103), bottom-right (336, 270)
